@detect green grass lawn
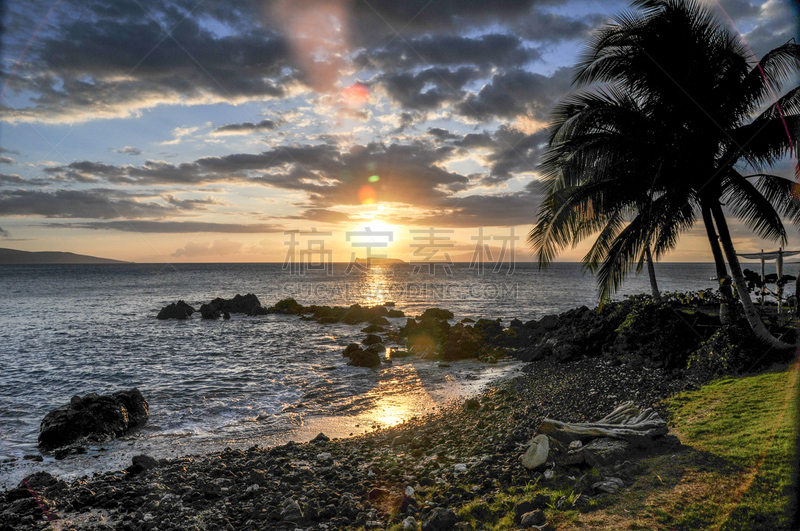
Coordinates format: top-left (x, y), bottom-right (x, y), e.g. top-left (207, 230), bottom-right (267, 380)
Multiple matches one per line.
top-left (663, 361), bottom-right (799, 530)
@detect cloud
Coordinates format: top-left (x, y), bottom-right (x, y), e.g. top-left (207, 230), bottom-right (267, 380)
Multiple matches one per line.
top-left (286, 208), bottom-right (353, 223)
top-left (740, 0), bottom-right (800, 58)
top-left (0, 173), bottom-right (52, 186)
top-left (172, 238), bottom-right (244, 258)
top-left (0, 189), bottom-right (206, 219)
top-left (46, 220), bottom-right (286, 233)
top-left (511, 10), bottom-right (599, 43)
top-left (456, 67), bottom-right (573, 121)
top-left (1, 6), bottom-right (295, 124)
top-left (0, 226), bottom-right (9, 238)
top-left (161, 126), bottom-right (200, 146)
top-left (356, 34), bottom-right (539, 71)
top-left (46, 142), bottom-right (472, 208)
top-left (211, 119), bottom-right (279, 135)
top-left (109, 146), bottom-right (142, 156)
top-left (349, 0), bottom-right (540, 43)
top-left (0, 147), bottom-right (21, 155)
top-left (0, 156), bottom-right (15, 164)
top-left (376, 67), bottom-right (480, 111)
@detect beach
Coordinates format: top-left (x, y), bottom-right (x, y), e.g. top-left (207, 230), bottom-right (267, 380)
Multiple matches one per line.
top-left (0, 356), bottom-right (690, 530)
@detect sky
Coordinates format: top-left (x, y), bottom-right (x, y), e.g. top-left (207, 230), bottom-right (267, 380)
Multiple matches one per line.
top-left (0, 0), bottom-right (798, 264)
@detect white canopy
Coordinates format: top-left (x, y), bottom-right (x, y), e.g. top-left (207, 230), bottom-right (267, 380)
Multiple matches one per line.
top-left (739, 250), bottom-right (800, 260)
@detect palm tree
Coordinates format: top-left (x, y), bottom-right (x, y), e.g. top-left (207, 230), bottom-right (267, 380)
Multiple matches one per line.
top-left (530, 88), bottom-right (688, 302)
top-left (531, 0), bottom-right (800, 348)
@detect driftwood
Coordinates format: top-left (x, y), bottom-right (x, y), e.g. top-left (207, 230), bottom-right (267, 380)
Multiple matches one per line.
top-left (539, 401), bottom-right (667, 444)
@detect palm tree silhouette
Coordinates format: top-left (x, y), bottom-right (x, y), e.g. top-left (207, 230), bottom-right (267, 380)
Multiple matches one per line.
top-left (530, 0), bottom-right (800, 347)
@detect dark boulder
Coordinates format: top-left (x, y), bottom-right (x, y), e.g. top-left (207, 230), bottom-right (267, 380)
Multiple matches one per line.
top-left (419, 308), bottom-right (454, 321)
top-left (362, 334), bottom-right (383, 346)
top-left (270, 298), bottom-right (304, 315)
top-left (343, 343), bottom-right (362, 357)
top-left (127, 454), bottom-right (159, 474)
top-left (473, 319), bottom-right (503, 340)
top-left (199, 303), bottom-right (221, 319)
top-left (199, 293), bottom-right (267, 318)
top-left (38, 389), bottom-right (149, 450)
top-left (156, 300), bottom-right (195, 320)
top-left (347, 349), bottom-right (381, 368)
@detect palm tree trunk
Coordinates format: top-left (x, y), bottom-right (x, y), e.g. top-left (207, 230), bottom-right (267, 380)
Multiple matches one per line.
top-left (710, 203), bottom-right (792, 349)
top-left (644, 246), bottom-right (661, 301)
top-left (701, 205), bottom-right (734, 324)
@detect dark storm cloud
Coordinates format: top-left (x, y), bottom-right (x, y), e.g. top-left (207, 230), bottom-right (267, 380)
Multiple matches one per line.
top-left (377, 67), bottom-right (481, 111)
top-left (1, 2), bottom-right (294, 122)
top-left (348, 0), bottom-right (540, 42)
top-left (48, 141), bottom-right (472, 206)
top-left (426, 128), bottom-right (460, 142)
top-left (511, 10), bottom-right (599, 43)
top-left (0, 189), bottom-right (209, 219)
top-left (741, 1), bottom-right (800, 60)
top-left (481, 127), bottom-right (549, 183)
top-left (212, 120), bottom-right (279, 135)
top-left (45, 220), bottom-right (286, 233)
top-left (356, 34), bottom-right (539, 71)
top-left (0, 173), bottom-right (52, 186)
top-left (411, 187), bottom-right (543, 228)
top-left (434, 126), bottom-right (547, 184)
top-left (456, 67), bottom-right (573, 121)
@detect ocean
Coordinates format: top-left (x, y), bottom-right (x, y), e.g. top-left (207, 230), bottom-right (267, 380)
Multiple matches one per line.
top-left (0, 262), bottom-right (730, 487)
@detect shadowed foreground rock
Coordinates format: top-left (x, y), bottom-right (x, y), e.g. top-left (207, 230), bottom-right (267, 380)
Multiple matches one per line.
top-left (38, 389), bottom-right (149, 450)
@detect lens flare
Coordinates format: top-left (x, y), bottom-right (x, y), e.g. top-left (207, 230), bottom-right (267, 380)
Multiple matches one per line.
top-left (359, 185), bottom-right (377, 205)
top-left (368, 175), bottom-right (380, 182)
top-left (342, 83), bottom-right (370, 108)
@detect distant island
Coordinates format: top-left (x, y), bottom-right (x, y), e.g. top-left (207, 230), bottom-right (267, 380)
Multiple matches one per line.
top-left (0, 248), bottom-right (130, 265)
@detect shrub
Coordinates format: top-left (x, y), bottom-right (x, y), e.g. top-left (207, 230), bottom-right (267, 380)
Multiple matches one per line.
top-left (611, 300), bottom-right (704, 370)
top-left (687, 325), bottom-right (772, 378)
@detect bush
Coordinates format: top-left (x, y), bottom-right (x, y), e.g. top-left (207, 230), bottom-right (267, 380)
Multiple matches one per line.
top-left (687, 325), bottom-right (771, 378)
top-left (611, 300), bottom-right (704, 370)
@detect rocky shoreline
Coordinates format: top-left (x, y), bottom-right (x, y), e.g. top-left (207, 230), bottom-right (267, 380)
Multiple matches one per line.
top-left (0, 356), bottom-right (693, 531)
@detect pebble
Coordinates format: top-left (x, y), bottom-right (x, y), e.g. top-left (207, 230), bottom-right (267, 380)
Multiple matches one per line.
top-left (0, 357), bottom-right (685, 531)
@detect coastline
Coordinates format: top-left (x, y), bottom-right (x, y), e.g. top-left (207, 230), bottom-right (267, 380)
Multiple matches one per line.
top-left (0, 357), bottom-right (689, 530)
